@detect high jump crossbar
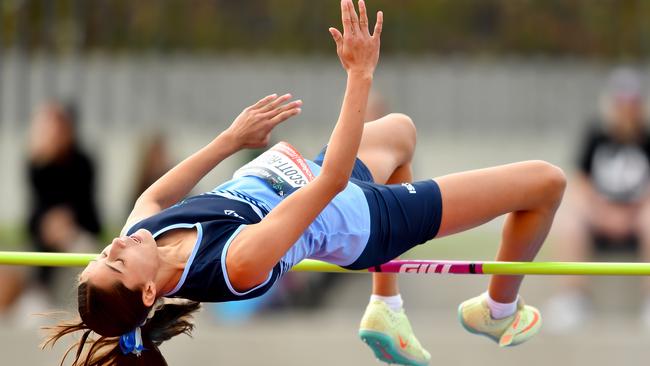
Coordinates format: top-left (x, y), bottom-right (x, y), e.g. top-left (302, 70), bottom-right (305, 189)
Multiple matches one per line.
top-left (1, 251), bottom-right (650, 276)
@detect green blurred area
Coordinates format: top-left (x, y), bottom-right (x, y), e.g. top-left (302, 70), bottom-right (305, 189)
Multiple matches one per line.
top-left (0, 224), bottom-right (25, 250)
top-left (2, 0), bottom-right (650, 58)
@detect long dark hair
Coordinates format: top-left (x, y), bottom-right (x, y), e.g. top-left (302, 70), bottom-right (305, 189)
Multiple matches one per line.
top-left (43, 281), bottom-right (200, 365)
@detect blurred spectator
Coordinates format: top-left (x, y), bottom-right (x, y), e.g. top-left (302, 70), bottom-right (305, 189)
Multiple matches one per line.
top-left (546, 68), bottom-right (650, 332)
top-left (21, 102), bottom-right (100, 312)
top-left (27, 101), bottom-right (101, 258)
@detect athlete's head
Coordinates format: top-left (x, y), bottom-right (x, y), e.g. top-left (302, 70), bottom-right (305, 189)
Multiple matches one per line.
top-left (81, 229), bottom-right (160, 304)
top-left (43, 228), bottom-right (200, 365)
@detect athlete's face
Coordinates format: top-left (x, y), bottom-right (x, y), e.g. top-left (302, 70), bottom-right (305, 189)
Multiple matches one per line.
top-left (80, 229), bottom-right (159, 293)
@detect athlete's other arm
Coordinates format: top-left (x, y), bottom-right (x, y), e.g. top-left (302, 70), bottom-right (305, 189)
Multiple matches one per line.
top-left (122, 94), bottom-right (302, 232)
top-left (227, 0), bottom-right (382, 290)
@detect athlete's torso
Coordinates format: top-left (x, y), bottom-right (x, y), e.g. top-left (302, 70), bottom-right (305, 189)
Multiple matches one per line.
top-left (126, 142), bottom-right (370, 302)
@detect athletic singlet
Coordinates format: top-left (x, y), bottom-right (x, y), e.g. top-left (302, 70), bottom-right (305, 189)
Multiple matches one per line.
top-left (126, 142), bottom-right (371, 302)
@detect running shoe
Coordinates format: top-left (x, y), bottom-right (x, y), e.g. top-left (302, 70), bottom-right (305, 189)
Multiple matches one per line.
top-left (359, 300), bottom-right (431, 366)
top-left (458, 293), bottom-right (541, 347)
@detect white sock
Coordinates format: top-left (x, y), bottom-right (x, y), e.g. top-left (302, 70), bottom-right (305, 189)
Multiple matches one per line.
top-left (486, 292), bottom-right (518, 320)
top-left (370, 294), bottom-right (403, 312)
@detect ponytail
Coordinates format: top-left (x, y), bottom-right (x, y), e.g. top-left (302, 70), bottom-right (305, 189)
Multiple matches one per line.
top-left (43, 282), bottom-right (200, 366)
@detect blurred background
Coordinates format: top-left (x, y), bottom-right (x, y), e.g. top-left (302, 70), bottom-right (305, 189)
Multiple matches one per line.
top-left (3, 0), bottom-right (650, 365)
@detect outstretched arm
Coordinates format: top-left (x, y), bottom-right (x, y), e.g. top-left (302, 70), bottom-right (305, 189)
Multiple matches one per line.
top-left (321, 0), bottom-right (382, 186)
top-left (227, 0), bottom-right (382, 290)
top-left (122, 94), bottom-right (302, 232)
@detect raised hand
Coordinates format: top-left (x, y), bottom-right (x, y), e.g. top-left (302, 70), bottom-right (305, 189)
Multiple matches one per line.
top-left (329, 0), bottom-right (383, 76)
top-left (226, 93), bottom-right (302, 149)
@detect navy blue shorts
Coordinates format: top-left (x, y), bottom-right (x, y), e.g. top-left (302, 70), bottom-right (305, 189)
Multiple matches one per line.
top-left (313, 148), bottom-right (443, 270)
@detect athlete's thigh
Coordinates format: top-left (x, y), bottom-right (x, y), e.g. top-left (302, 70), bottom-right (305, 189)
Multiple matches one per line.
top-left (357, 113), bottom-right (416, 184)
top-left (435, 160), bottom-right (565, 237)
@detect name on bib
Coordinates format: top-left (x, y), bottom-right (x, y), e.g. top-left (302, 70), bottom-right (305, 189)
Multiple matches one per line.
top-left (233, 142), bottom-right (315, 197)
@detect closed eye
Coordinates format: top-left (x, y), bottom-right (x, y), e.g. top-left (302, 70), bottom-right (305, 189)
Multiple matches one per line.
top-left (105, 262), bottom-right (123, 274)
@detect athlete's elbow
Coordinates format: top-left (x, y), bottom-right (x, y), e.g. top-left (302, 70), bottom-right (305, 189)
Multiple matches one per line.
top-left (318, 173), bottom-right (348, 194)
top-left (330, 177), bottom-right (349, 193)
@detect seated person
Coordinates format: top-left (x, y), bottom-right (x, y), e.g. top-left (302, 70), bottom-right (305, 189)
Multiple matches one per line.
top-left (547, 68), bottom-right (650, 332)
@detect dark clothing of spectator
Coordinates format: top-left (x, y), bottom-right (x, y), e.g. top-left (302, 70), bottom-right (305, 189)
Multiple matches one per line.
top-left (578, 121), bottom-right (650, 204)
top-left (27, 146), bottom-right (101, 284)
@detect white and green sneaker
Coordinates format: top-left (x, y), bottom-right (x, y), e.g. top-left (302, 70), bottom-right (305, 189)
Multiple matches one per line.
top-left (458, 293), bottom-right (542, 347)
top-left (359, 300), bottom-right (431, 366)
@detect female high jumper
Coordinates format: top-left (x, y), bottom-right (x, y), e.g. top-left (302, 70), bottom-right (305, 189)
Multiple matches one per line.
top-left (45, 1), bottom-right (566, 365)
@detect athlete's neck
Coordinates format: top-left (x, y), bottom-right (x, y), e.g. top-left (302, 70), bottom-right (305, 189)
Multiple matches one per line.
top-left (153, 227), bottom-right (198, 295)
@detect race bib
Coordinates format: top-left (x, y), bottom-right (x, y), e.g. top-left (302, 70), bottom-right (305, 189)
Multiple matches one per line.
top-left (233, 142), bottom-right (315, 197)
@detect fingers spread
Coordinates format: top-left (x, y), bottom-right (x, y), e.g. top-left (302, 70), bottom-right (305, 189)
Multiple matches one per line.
top-left (358, 0), bottom-right (369, 34)
top-left (262, 99), bottom-right (302, 120)
top-left (373, 11), bottom-right (383, 38)
top-left (258, 93), bottom-right (292, 112)
top-left (250, 94), bottom-right (278, 110)
top-left (269, 107), bottom-right (302, 127)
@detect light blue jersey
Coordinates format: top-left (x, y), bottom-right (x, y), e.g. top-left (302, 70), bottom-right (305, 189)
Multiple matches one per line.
top-left (216, 159), bottom-right (371, 268)
top-left (128, 143), bottom-right (372, 303)
top-left (127, 142), bottom-right (441, 303)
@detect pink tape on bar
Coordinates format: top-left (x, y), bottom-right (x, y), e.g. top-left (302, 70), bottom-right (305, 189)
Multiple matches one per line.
top-left (369, 260), bottom-right (484, 274)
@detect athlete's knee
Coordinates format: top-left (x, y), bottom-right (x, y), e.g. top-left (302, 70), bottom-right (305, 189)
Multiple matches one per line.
top-left (531, 160), bottom-right (566, 207)
top-left (386, 113), bottom-right (417, 157)
top-left (388, 113), bottom-right (416, 138)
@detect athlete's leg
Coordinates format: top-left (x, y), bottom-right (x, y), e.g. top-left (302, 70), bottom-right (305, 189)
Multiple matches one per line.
top-left (435, 161), bottom-right (566, 302)
top-left (356, 113), bottom-right (430, 366)
top-left (356, 113), bottom-right (417, 297)
top-left (439, 161), bottom-right (565, 346)
top-left (371, 164), bottom-right (413, 296)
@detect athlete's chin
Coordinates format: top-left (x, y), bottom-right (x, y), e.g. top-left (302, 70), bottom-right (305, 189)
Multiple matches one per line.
top-left (136, 228), bottom-right (156, 245)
